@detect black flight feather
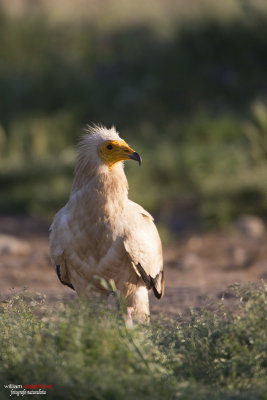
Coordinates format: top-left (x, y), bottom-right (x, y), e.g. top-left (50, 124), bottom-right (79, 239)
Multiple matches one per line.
top-left (135, 262), bottom-right (163, 299)
top-left (56, 265), bottom-right (74, 290)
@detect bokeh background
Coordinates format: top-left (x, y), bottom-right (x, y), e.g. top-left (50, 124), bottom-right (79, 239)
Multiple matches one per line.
top-left (2, 0), bottom-right (267, 233)
top-left (0, 0), bottom-right (267, 307)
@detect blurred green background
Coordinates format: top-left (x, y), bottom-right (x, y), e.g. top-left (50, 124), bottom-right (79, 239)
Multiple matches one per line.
top-left (1, 0), bottom-right (267, 236)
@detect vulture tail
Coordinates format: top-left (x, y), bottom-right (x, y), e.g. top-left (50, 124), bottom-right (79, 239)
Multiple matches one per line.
top-left (56, 265), bottom-right (74, 290)
top-left (136, 263), bottom-right (164, 299)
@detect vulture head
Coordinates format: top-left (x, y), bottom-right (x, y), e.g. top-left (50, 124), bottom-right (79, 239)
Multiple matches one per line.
top-left (78, 125), bottom-right (142, 171)
top-left (98, 139), bottom-right (141, 169)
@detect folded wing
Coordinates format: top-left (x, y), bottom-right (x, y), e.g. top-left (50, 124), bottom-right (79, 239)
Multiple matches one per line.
top-left (123, 201), bottom-right (164, 299)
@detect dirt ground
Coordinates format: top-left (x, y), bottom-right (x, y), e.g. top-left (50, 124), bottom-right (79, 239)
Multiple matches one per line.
top-left (0, 215), bottom-right (266, 317)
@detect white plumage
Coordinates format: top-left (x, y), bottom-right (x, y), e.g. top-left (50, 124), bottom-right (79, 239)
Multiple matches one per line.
top-left (50, 125), bottom-right (164, 318)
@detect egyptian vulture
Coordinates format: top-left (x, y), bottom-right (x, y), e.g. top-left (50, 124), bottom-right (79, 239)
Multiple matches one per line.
top-left (50, 125), bottom-right (164, 319)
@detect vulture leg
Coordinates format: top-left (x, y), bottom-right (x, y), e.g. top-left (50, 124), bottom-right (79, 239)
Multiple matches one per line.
top-left (126, 285), bottom-right (150, 321)
top-left (126, 307), bottom-right (134, 328)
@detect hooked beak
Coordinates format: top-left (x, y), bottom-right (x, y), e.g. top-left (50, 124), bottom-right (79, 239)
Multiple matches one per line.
top-left (129, 151), bottom-right (142, 166)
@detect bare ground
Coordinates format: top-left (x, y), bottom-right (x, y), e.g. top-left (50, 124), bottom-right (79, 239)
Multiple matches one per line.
top-left (0, 215), bottom-right (266, 317)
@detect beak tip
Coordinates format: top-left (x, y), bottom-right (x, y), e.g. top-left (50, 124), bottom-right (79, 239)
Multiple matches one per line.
top-left (129, 151), bottom-right (142, 166)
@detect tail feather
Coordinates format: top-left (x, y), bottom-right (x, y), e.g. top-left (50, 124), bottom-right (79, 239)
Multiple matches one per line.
top-left (135, 263), bottom-right (164, 299)
top-left (56, 265), bottom-right (74, 290)
top-left (152, 271), bottom-right (164, 299)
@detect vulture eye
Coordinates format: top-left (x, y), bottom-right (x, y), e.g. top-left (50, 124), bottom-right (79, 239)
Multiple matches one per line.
top-left (107, 144), bottom-right (113, 150)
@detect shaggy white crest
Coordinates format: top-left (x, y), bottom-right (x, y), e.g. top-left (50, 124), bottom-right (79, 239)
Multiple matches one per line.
top-left (77, 124), bottom-right (121, 168)
top-left (85, 124), bottom-right (120, 140)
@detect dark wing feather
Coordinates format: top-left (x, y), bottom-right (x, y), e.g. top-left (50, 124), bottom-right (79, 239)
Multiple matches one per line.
top-left (135, 262), bottom-right (164, 299)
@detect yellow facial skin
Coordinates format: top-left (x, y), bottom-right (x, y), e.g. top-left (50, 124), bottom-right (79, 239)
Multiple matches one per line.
top-left (98, 140), bottom-right (142, 170)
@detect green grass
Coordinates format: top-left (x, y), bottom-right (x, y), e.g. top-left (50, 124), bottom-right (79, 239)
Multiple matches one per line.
top-left (0, 282), bottom-right (266, 399)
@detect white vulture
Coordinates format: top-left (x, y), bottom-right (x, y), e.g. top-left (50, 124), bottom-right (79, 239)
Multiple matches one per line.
top-left (49, 125), bottom-right (164, 319)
